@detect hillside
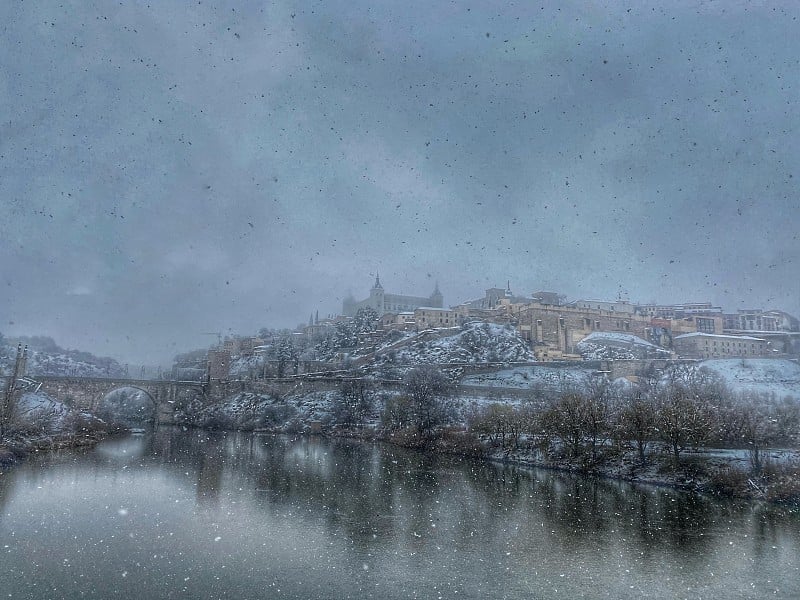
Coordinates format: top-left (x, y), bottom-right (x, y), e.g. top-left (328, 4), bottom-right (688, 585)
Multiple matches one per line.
top-left (700, 358), bottom-right (800, 399)
top-left (576, 331), bottom-right (671, 360)
top-left (0, 340), bottom-right (126, 378)
top-left (461, 365), bottom-right (591, 391)
top-left (377, 322), bottom-right (535, 365)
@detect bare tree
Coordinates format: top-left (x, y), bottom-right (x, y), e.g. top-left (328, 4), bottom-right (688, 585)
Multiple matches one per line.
top-left (617, 385), bottom-right (658, 465)
top-left (541, 392), bottom-right (587, 459)
top-left (332, 376), bottom-right (374, 427)
top-left (583, 378), bottom-right (614, 463)
top-left (399, 366), bottom-right (454, 437)
top-left (655, 382), bottom-right (712, 469)
top-left (468, 403), bottom-right (532, 450)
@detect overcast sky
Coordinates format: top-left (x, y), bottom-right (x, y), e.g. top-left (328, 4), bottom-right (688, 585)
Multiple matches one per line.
top-left (1, 1), bottom-right (798, 365)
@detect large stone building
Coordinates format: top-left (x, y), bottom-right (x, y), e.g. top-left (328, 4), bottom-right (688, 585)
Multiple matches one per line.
top-left (513, 302), bottom-right (652, 353)
top-left (342, 276), bottom-right (443, 317)
top-left (571, 299), bottom-right (637, 314)
top-left (673, 333), bottom-right (767, 359)
top-left (723, 309), bottom-right (800, 333)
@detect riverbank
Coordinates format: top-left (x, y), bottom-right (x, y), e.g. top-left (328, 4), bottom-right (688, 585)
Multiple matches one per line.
top-left (0, 430), bottom-right (112, 469)
top-left (310, 425), bottom-right (800, 506)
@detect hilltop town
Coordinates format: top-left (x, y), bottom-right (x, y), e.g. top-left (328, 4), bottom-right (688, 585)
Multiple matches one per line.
top-left (195, 275), bottom-right (800, 381)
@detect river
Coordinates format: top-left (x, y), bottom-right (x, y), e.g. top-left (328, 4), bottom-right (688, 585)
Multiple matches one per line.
top-left (0, 428), bottom-right (798, 599)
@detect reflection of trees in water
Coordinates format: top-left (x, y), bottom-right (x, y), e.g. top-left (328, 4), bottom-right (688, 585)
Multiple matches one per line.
top-left (124, 428), bottom-right (800, 564)
top-left (0, 469), bottom-right (14, 519)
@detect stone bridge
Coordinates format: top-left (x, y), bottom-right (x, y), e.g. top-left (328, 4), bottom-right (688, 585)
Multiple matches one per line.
top-left (2, 359), bottom-right (694, 426)
top-left (2, 374), bottom-right (347, 425)
top-left (3, 375), bottom-right (208, 425)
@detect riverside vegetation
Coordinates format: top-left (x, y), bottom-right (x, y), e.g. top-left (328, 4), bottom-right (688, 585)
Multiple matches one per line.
top-left (3, 363), bottom-right (799, 504)
top-left (182, 365), bottom-right (800, 506)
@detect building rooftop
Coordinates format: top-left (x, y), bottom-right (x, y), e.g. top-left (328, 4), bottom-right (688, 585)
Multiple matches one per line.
top-left (674, 332), bottom-right (765, 341)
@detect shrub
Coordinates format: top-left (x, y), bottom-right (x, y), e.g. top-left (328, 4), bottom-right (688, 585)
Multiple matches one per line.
top-left (763, 460), bottom-right (800, 505)
top-left (283, 418), bottom-right (304, 434)
top-left (7, 408), bottom-right (59, 437)
top-left (436, 429), bottom-right (485, 457)
top-left (387, 427), bottom-right (425, 449)
top-left (707, 465), bottom-right (751, 498)
top-left (201, 412), bottom-right (237, 430)
top-left (64, 412), bottom-right (116, 436)
top-left (260, 404), bottom-right (298, 429)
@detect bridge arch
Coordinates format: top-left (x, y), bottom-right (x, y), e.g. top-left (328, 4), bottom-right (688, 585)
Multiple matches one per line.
top-left (94, 386), bottom-right (159, 426)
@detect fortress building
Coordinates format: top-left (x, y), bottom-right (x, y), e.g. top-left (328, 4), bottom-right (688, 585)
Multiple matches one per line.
top-left (342, 275), bottom-right (443, 317)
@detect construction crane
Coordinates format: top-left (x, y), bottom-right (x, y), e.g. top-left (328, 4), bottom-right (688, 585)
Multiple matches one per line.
top-left (202, 332), bottom-right (223, 347)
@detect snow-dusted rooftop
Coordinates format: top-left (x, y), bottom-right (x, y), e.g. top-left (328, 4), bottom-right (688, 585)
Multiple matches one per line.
top-left (674, 332), bottom-right (765, 341)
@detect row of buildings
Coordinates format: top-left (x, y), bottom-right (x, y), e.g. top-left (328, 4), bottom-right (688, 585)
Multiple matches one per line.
top-left (204, 277), bottom-right (799, 376)
top-left (331, 277), bottom-right (799, 361)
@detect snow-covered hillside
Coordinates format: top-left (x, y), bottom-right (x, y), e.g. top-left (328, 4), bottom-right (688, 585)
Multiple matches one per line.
top-left (462, 365), bottom-right (591, 391)
top-left (576, 331), bottom-right (671, 360)
top-left (378, 322), bottom-right (535, 365)
top-left (0, 343), bottom-right (125, 378)
top-left (229, 354), bottom-right (265, 378)
top-left (700, 358), bottom-right (800, 399)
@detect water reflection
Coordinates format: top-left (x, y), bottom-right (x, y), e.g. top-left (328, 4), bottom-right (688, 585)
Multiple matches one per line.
top-left (0, 428), bottom-right (798, 599)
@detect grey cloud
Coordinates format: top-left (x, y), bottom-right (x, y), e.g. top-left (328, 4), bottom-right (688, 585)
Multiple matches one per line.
top-left (1, 0), bottom-right (798, 363)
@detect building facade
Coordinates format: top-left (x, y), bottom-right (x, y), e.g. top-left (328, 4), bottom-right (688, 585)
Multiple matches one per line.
top-left (514, 302), bottom-right (652, 353)
top-left (673, 333), bottom-right (767, 359)
top-left (723, 309), bottom-right (800, 333)
top-left (207, 350), bottom-right (232, 380)
top-left (342, 276), bottom-right (443, 317)
top-left (414, 307), bottom-right (460, 330)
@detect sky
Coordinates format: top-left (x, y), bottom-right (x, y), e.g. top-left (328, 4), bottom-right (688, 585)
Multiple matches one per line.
top-left (1, 0), bottom-right (799, 365)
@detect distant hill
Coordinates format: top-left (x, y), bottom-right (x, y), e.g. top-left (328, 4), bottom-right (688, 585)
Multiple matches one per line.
top-left (0, 336), bottom-right (126, 378)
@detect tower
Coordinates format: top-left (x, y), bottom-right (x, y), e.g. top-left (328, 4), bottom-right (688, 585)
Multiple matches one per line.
top-left (369, 273), bottom-right (385, 315)
top-left (430, 281), bottom-right (443, 308)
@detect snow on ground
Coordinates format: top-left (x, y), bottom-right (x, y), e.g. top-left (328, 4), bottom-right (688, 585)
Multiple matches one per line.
top-left (15, 392), bottom-right (71, 424)
top-left (185, 389), bottom-right (347, 431)
top-left (462, 365), bottom-right (592, 390)
top-left (10, 392), bottom-right (98, 434)
top-left (700, 358), bottom-right (800, 399)
top-left (576, 331), bottom-right (671, 360)
top-left (383, 322), bottom-right (535, 365)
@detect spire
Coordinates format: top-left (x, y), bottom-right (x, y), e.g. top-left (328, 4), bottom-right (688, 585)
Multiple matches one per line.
top-left (373, 272), bottom-right (383, 290)
top-left (431, 281), bottom-right (443, 307)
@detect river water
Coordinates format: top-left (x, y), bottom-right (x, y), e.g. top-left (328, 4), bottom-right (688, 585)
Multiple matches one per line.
top-left (0, 429), bottom-right (798, 599)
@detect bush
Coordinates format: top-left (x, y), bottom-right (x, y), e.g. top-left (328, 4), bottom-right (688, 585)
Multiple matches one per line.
top-left (201, 412), bottom-right (237, 430)
top-left (6, 408), bottom-right (59, 437)
top-left (386, 427), bottom-right (425, 449)
top-left (64, 412), bottom-right (116, 436)
top-left (283, 418), bottom-right (304, 434)
top-left (707, 465), bottom-right (751, 498)
top-left (260, 404), bottom-right (298, 429)
top-left (763, 460), bottom-right (800, 505)
top-left (436, 429), bottom-right (485, 457)
top-left (0, 445), bottom-right (17, 466)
